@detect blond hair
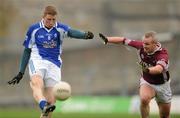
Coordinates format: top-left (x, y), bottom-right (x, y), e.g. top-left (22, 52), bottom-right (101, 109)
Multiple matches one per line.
top-left (43, 6), bottom-right (57, 17)
top-left (143, 31), bottom-right (158, 43)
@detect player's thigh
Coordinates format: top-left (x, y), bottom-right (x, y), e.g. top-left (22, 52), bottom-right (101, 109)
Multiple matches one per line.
top-left (28, 59), bottom-right (47, 89)
top-left (43, 62), bottom-right (61, 103)
top-left (47, 64), bottom-right (61, 81)
top-left (157, 102), bottom-right (171, 117)
top-left (28, 59), bottom-right (48, 77)
top-left (139, 84), bottom-right (155, 102)
top-left (30, 74), bottom-right (44, 90)
top-left (155, 81), bottom-right (172, 103)
top-left (44, 63), bottom-right (61, 87)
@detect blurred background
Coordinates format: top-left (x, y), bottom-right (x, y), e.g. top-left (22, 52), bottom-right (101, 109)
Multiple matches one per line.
top-left (0, 0), bottom-right (180, 116)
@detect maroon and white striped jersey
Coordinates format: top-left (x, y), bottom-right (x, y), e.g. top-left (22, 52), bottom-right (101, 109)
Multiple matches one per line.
top-left (123, 38), bottom-right (170, 85)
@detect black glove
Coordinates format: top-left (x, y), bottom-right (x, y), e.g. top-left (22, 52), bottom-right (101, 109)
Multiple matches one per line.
top-left (137, 62), bottom-right (149, 73)
top-left (99, 33), bottom-right (108, 44)
top-left (8, 72), bottom-right (24, 85)
top-left (84, 31), bottom-right (94, 39)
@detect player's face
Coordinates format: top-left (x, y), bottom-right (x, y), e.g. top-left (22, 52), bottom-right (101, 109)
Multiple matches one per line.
top-left (143, 37), bottom-right (157, 53)
top-left (43, 14), bottom-right (57, 29)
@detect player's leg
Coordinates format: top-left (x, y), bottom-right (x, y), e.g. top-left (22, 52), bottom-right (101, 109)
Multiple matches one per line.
top-left (40, 62), bottom-right (61, 118)
top-left (30, 74), bottom-right (53, 118)
top-left (30, 74), bottom-right (46, 103)
top-left (30, 74), bottom-right (55, 117)
top-left (157, 102), bottom-right (171, 118)
top-left (40, 87), bottom-right (56, 118)
top-left (40, 81), bottom-right (57, 118)
top-left (29, 60), bottom-right (50, 116)
top-left (155, 81), bottom-right (172, 118)
top-left (139, 84), bottom-right (155, 118)
top-left (44, 87), bottom-right (56, 106)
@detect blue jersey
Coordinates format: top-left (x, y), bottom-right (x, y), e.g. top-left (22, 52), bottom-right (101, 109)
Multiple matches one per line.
top-left (23, 20), bottom-right (70, 67)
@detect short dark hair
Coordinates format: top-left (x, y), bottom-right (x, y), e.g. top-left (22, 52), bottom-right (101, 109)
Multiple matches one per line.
top-left (43, 6), bottom-right (57, 17)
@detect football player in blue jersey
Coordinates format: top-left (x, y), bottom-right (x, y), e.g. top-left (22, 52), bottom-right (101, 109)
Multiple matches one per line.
top-left (8, 6), bottom-right (94, 118)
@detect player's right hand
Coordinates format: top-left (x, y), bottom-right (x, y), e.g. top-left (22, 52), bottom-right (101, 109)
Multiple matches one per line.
top-left (137, 62), bottom-right (150, 73)
top-left (8, 72), bottom-right (24, 85)
top-left (99, 33), bottom-right (108, 44)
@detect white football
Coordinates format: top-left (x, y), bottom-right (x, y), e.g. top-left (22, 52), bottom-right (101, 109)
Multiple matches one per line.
top-left (53, 81), bottom-right (71, 101)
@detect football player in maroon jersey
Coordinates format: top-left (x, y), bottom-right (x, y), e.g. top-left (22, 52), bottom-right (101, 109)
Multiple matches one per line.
top-left (99, 31), bottom-right (171, 118)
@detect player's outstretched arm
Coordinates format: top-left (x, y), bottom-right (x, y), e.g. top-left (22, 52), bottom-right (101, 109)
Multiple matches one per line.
top-left (8, 48), bottom-right (31, 85)
top-left (67, 28), bottom-right (94, 39)
top-left (99, 33), bottom-right (125, 44)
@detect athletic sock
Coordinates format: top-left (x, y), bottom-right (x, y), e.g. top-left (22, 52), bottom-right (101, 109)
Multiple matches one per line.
top-left (39, 99), bottom-right (47, 110)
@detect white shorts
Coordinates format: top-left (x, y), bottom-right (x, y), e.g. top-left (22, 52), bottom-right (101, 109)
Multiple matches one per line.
top-left (140, 78), bottom-right (172, 103)
top-left (28, 59), bottom-right (61, 87)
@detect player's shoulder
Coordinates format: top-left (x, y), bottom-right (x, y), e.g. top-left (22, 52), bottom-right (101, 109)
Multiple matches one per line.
top-left (155, 48), bottom-right (169, 60)
top-left (156, 48), bottom-right (169, 57)
top-left (56, 22), bottom-right (70, 31)
top-left (160, 48), bottom-right (168, 54)
top-left (27, 22), bottom-right (41, 32)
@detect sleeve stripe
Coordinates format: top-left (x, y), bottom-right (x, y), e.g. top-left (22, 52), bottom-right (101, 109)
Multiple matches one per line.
top-left (157, 60), bottom-right (167, 70)
top-left (124, 38), bottom-right (131, 45)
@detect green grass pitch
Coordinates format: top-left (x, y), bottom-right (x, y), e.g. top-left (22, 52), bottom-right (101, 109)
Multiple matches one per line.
top-left (0, 108), bottom-right (180, 118)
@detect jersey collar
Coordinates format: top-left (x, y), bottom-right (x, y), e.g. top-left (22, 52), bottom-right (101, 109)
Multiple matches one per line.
top-left (147, 42), bottom-right (162, 55)
top-left (40, 19), bottom-right (58, 32)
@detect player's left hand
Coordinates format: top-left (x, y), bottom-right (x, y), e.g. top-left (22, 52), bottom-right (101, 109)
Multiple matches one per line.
top-left (85, 31), bottom-right (94, 39)
top-left (137, 62), bottom-right (149, 73)
top-left (8, 72), bottom-right (24, 85)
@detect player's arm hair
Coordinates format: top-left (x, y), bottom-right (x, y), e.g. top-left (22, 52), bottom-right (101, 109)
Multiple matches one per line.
top-left (107, 37), bottom-right (125, 44)
top-left (19, 48), bottom-right (31, 74)
top-left (67, 28), bottom-right (93, 39)
top-left (99, 33), bottom-right (125, 44)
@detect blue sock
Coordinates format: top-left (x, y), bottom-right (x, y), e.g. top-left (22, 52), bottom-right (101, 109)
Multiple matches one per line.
top-left (39, 100), bottom-right (47, 110)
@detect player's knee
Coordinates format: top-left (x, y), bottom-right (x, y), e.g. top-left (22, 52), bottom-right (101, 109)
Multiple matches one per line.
top-left (160, 111), bottom-right (170, 118)
top-left (140, 96), bottom-right (151, 105)
top-left (160, 114), bottom-right (169, 118)
top-left (30, 77), bottom-right (43, 88)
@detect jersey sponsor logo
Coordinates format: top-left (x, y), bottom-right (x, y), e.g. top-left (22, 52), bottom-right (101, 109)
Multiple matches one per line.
top-left (42, 40), bottom-right (57, 48)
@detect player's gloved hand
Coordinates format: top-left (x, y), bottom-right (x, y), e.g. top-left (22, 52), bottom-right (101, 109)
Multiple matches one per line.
top-left (137, 62), bottom-right (149, 73)
top-left (99, 33), bottom-right (108, 44)
top-left (84, 31), bottom-right (94, 39)
top-left (8, 72), bottom-right (24, 85)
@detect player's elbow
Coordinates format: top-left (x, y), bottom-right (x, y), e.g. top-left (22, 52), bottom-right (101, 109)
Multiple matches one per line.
top-left (156, 65), bottom-right (164, 74)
